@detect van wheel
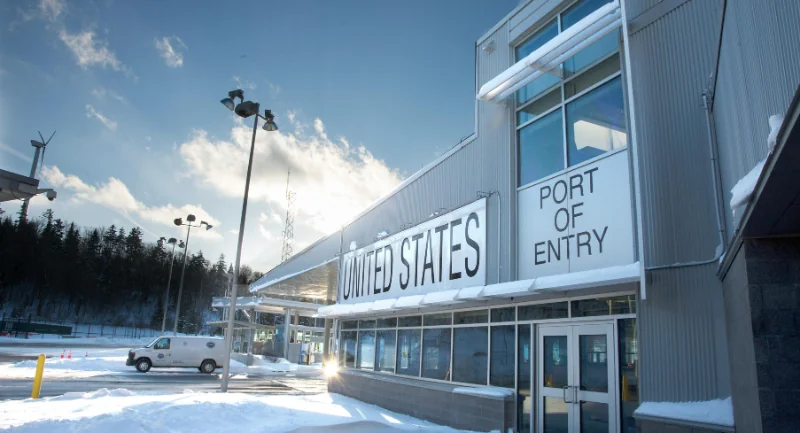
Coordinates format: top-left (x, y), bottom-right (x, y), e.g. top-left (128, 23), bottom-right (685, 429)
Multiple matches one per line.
top-left (200, 360), bottom-right (216, 374)
top-left (135, 358), bottom-right (152, 373)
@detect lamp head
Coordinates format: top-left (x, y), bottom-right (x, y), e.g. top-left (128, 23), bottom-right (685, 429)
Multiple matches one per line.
top-left (187, 214), bottom-right (196, 222)
top-left (168, 237), bottom-right (178, 245)
top-left (179, 240), bottom-right (186, 248)
top-left (174, 218), bottom-right (183, 226)
top-left (220, 89), bottom-right (244, 111)
top-left (262, 110), bottom-right (278, 131)
top-left (234, 100), bottom-right (260, 118)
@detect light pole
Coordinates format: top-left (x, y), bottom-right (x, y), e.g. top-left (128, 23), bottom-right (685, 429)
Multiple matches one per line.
top-left (173, 214), bottom-right (213, 336)
top-left (158, 237), bottom-right (185, 335)
top-left (219, 89), bottom-right (279, 392)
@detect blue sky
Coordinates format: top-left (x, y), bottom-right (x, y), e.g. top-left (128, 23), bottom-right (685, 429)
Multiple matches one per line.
top-left (0, 0), bottom-right (518, 272)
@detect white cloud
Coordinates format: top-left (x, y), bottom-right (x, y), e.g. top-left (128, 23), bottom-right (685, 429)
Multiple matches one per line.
top-left (233, 76), bottom-right (256, 91)
top-left (11, 0), bottom-right (65, 29)
top-left (59, 30), bottom-right (132, 77)
top-left (268, 82), bottom-right (282, 99)
top-left (91, 87), bottom-right (126, 104)
top-left (155, 36), bottom-right (187, 68)
top-left (0, 141), bottom-right (32, 163)
top-left (85, 105), bottom-right (117, 131)
top-left (40, 166), bottom-right (222, 241)
top-left (178, 116), bottom-right (402, 238)
top-left (287, 111), bottom-right (296, 124)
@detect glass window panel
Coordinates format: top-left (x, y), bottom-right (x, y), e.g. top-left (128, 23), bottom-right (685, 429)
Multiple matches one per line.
top-left (490, 325), bottom-right (515, 387)
top-left (580, 334), bottom-right (608, 393)
top-left (358, 319), bottom-right (376, 329)
top-left (377, 318), bottom-right (397, 328)
top-left (341, 320), bottom-right (358, 330)
top-left (519, 110), bottom-right (564, 186)
top-left (453, 327), bottom-right (488, 384)
top-left (376, 329), bottom-right (397, 373)
top-left (454, 310), bottom-right (488, 324)
top-left (422, 328), bottom-right (452, 380)
top-left (562, 0), bottom-right (610, 30)
top-left (396, 329), bottom-right (421, 376)
top-left (518, 88), bottom-right (562, 125)
top-left (580, 402), bottom-right (610, 433)
top-left (340, 331), bottom-right (357, 368)
top-left (356, 330), bottom-right (375, 370)
top-left (572, 295), bottom-right (636, 317)
top-left (544, 396), bottom-right (570, 433)
top-left (566, 77), bottom-right (627, 167)
top-left (423, 313), bottom-right (452, 326)
top-left (517, 324), bottom-right (532, 433)
top-left (398, 316), bottom-right (422, 327)
top-left (491, 307), bottom-right (516, 323)
top-left (518, 302), bottom-right (569, 320)
top-left (564, 32), bottom-right (620, 78)
top-left (516, 19), bottom-right (560, 105)
top-left (543, 335), bottom-right (569, 388)
top-left (619, 318), bottom-right (639, 433)
top-left (564, 53), bottom-right (620, 99)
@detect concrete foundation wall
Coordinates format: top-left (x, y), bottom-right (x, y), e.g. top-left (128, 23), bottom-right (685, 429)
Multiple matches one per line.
top-left (328, 370), bottom-right (513, 433)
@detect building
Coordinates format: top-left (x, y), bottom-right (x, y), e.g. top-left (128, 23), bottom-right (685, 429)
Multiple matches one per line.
top-left (226, 0), bottom-right (800, 432)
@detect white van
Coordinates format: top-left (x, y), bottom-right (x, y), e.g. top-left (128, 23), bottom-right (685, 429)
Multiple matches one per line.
top-left (126, 335), bottom-right (226, 374)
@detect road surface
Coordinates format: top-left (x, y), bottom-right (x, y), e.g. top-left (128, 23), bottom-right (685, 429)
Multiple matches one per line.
top-left (0, 352), bottom-right (327, 400)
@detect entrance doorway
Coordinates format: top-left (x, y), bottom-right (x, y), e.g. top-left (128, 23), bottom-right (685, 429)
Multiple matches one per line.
top-left (537, 323), bottom-right (618, 433)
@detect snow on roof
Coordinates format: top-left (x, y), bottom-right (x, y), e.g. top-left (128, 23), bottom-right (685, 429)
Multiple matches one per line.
top-left (730, 113), bottom-right (785, 215)
top-left (634, 397), bottom-right (734, 428)
top-left (452, 386), bottom-right (514, 399)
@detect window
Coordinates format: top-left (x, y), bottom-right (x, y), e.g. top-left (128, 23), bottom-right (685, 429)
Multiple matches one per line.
top-left (356, 331), bottom-right (375, 369)
top-left (398, 316), bottom-right (422, 327)
top-left (376, 329), bottom-right (397, 372)
top-left (453, 327), bottom-right (488, 384)
top-left (454, 309), bottom-right (488, 324)
top-left (518, 302), bottom-right (569, 320)
top-left (491, 307), bottom-right (516, 323)
top-left (422, 328), bottom-right (451, 380)
top-left (396, 329), bottom-right (421, 376)
top-left (341, 320), bottom-right (358, 330)
top-left (423, 313), bottom-right (452, 326)
top-left (572, 295), bottom-right (636, 317)
top-left (154, 338), bottom-right (170, 350)
top-left (340, 331), bottom-right (357, 368)
top-left (359, 319), bottom-right (376, 329)
top-left (491, 325), bottom-right (515, 387)
top-left (377, 318), bottom-right (397, 328)
top-left (619, 318), bottom-right (639, 433)
top-left (516, 0), bottom-right (625, 187)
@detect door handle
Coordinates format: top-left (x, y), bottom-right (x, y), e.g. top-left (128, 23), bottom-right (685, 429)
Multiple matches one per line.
top-left (562, 386), bottom-right (572, 403)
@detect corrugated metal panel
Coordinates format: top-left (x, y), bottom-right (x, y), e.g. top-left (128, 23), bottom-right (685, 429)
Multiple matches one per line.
top-left (627, 0), bottom-right (670, 20)
top-left (713, 0), bottom-right (800, 239)
top-left (254, 233), bottom-right (342, 285)
top-left (629, 0), bottom-right (724, 266)
top-left (639, 265), bottom-right (730, 401)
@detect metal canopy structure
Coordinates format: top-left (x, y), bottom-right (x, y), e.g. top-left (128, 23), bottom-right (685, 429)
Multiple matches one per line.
top-left (211, 296), bottom-right (323, 316)
top-left (0, 169), bottom-right (40, 202)
top-left (250, 259), bottom-right (338, 303)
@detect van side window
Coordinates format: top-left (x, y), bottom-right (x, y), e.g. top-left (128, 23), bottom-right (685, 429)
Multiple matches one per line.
top-left (154, 338), bottom-right (170, 350)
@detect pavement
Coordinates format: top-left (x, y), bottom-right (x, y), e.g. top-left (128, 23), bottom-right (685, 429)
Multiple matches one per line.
top-left (0, 350), bottom-right (328, 401)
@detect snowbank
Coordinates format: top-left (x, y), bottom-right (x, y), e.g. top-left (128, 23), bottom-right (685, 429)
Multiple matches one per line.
top-left (0, 389), bottom-right (471, 433)
top-left (634, 397), bottom-right (734, 428)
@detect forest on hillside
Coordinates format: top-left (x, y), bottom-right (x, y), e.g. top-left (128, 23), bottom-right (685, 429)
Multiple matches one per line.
top-left (0, 205), bottom-right (263, 334)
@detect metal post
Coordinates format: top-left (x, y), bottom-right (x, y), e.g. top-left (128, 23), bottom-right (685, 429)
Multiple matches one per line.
top-left (283, 309), bottom-right (292, 359)
top-left (221, 111), bottom-right (259, 392)
top-left (173, 225), bottom-right (192, 336)
top-left (161, 242), bottom-right (178, 334)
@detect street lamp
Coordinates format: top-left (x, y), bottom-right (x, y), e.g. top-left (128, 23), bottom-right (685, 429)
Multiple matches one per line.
top-left (219, 88), bottom-right (279, 392)
top-left (158, 237), bottom-right (185, 334)
top-left (173, 214), bottom-right (213, 336)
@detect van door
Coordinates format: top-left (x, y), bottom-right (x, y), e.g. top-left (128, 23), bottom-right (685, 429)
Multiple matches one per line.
top-left (151, 337), bottom-right (171, 367)
top-left (171, 338), bottom-right (190, 367)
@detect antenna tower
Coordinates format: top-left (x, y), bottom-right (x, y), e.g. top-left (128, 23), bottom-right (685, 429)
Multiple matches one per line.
top-left (281, 169), bottom-right (296, 262)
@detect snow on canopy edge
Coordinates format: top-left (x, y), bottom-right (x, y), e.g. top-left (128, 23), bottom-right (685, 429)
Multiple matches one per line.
top-left (453, 387), bottom-right (514, 398)
top-left (634, 397), bottom-right (734, 428)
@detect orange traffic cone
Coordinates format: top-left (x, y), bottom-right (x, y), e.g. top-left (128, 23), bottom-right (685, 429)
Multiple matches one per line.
top-left (67, 350), bottom-right (71, 359)
top-left (60, 350), bottom-right (65, 359)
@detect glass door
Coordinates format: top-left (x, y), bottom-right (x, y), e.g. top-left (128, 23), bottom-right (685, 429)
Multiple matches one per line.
top-left (537, 323), bottom-right (617, 433)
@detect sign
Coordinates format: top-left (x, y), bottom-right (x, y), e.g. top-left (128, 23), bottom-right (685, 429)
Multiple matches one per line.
top-left (518, 150), bottom-right (634, 279)
top-left (338, 199), bottom-right (486, 304)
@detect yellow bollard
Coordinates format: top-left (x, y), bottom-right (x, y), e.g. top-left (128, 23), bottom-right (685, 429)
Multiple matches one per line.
top-left (31, 354), bottom-right (45, 399)
top-left (622, 374), bottom-right (629, 402)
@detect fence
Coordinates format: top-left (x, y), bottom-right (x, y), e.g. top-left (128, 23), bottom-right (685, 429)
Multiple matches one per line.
top-left (0, 317), bottom-right (161, 340)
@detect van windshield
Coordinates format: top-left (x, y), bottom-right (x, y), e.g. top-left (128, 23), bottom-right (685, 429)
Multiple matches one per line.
top-left (145, 337), bottom-right (161, 348)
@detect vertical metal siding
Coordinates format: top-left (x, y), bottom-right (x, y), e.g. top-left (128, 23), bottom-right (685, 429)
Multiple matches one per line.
top-left (630, 0), bottom-right (724, 266)
top-left (713, 0), bottom-right (800, 239)
top-left (627, 0), bottom-right (731, 402)
top-left (627, 0), bottom-right (669, 20)
top-left (639, 265), bottom-right (731, 401)
top-left (340, 23), bottom-right (515, 285)
top-left (255, 233), bottom-right (342, 284)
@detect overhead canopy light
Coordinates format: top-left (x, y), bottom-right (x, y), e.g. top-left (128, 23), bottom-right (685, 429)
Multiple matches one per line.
top-left (477, 1), bottom-right (621, 102)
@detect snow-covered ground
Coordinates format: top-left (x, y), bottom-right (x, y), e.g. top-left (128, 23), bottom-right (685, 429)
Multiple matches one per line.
top-left (0, 389), bottom-right (473, 433)
top-left (0, 348), bottom-right (321, 379)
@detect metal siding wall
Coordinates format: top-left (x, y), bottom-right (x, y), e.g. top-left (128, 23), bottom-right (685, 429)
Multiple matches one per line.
top-left (629, 0), bottom-right (723, 266)
top-left (257, 234), bottom-right (342, 284)
top-left (713, 0), bottom-right (800, 239)
top-left (639, 265), bottom-right (731, 401)
top-left (627, 0), bottom-right (731, 402)
top-left (627, 0), bottom-right (669, 19)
